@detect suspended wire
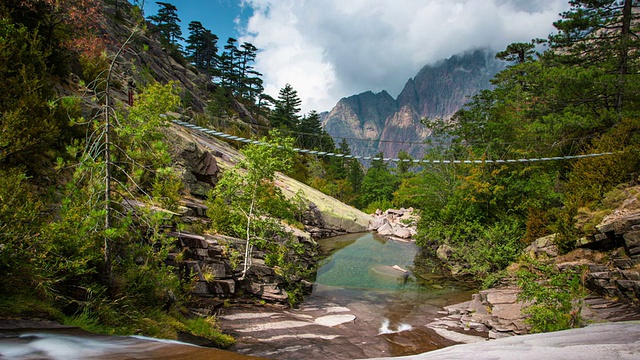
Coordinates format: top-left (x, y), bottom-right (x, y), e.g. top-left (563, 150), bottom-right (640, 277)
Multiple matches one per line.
top-left (209, 115), bottom-right (602, 148)
top-left (172, 120), bottom-right (618, 164)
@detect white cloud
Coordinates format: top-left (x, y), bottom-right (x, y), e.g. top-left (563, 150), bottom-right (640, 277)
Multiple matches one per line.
top-left (239, 0), bottom-right (569, 114)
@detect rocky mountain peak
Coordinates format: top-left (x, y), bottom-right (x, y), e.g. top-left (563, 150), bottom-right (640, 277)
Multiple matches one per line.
top-left (322, 48), bottom-right (505, 159)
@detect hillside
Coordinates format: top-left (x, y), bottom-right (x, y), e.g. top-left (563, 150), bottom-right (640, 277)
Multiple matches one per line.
top-left (0, 0), bottom-right (371, 345)
top-left (322, 49), bottom-right (505, 158)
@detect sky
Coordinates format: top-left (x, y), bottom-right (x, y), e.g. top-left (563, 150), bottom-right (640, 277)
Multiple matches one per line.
top-left (141, 0), bottom-right (571, 114)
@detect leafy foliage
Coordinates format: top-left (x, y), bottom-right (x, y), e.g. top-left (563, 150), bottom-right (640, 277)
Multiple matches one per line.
top-left (0, 18), bottom-right (65, 166)
top-left (207, 130), bottom-right (296, 277)
top-left (411, 0), bottom-right (640, 290)
top-left (517, 259), bottom-right (586, 333)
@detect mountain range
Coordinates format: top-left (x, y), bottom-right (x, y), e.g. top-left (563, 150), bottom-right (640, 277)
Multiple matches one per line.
top-left (321, 49), bottom-right (506, 159)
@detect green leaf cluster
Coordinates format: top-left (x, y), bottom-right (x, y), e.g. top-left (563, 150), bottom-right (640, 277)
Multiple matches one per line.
top-left (517, 259), bottom-right (586, 333)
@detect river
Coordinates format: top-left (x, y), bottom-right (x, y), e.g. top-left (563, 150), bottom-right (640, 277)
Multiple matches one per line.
top-left (219, 233), bottom-right (475, 359)
top-left (0, 233), bottom-right (474, 360)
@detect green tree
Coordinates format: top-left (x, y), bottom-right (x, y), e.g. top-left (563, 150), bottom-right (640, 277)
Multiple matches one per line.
top-left (237, 42), bottom-right (264, 102)
top-left (218, 37), bottom-right (240, 91)
top-left (394, 150), bottom-right (414, 177)
top-left (0, 18), bottom-right (63, 167)
top-left (271, 83), bottom-right (302, 129)
top-left (148, 2), bottom-right (183, 46)
top-left (297, 111), bottom-right (334, 151)
top-left (207, 130), bottom-right (296, 279)
top-left (496, 42), bottom-right (536, 64)
top-left (359, 153), bottom-right (399, 209)
top-left (185, 21), bottom-right (218, 73)
top-left (548, 0), bottom-right (640, 113)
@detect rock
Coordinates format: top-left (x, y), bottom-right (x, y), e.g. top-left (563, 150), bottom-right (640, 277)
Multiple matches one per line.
top-left (436, 245), bottom-right (454, 261)
top-left (164, 129), bottom-right (219, 198)
top-left (598, 213), bottom-right (640, 236)
top-left (369, 207), bottom-right (420, 241)
top-left (170, 232), bottom-right (208, 249)
top-left (525, 234), bottom-right (558, 258)
top-left (368, 217), bottom-right (390, 231)
top-left (371, 322), bottom-right (640, 360)
top-left (428, 287), bottom-right (529, 339)
top-left (393, 227), bottom-right (413, 239)
top-left (247, 282), bottom-right (288, 302)
top-left (207, 279), bottom-right (236, 296)
top-left (623, 230), bottom-right (640, 256)
top-left (385, 209), bottom-right (405, 217)
top-left (377, 223), bottom-right (395, 236)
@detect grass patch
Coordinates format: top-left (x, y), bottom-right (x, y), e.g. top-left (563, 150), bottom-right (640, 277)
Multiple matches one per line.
top-left (0, 294), bottom-right (62, 320)
top-left (61, 306), bottom-right (235, 348)
top-left (183, 316), bottom-right (235, 348)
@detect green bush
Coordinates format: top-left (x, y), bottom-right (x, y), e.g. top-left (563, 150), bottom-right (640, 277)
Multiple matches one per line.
top-left (363, 199), bottom-right (394, 214)
top-left (417, 218), bottom-right (525, 284)
top-left (517, 258), bottom-right (586, 333)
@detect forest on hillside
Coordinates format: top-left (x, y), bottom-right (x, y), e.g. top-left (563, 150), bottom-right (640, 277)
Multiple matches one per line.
top-left (1, 0), bottom-right (639, 341)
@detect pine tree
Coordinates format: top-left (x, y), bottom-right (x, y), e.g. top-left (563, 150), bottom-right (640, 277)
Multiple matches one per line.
top-left (548, 0), bottom-right (640, 112)
top-left (148, 2), bottom-right (183, 47)
top-left (218, 37), bottom-right (241, 91)
top-left (496, 42), bottom-right (536, 65)
top-left (271, 84), bottom-right (302, 129)
top-left (185, 21), bottom-right (218, 73)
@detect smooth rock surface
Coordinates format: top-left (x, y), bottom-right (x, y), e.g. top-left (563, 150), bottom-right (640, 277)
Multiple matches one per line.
top-left (365, 321), bottom-right (640, 360)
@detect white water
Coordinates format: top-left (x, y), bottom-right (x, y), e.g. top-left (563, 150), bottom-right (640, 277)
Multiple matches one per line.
top-left (0, 332), bottom-right (243, 360)
top-left (378, 318), bottom-right (413, 335)
top-left (0, 333), bottom-right (130, 359)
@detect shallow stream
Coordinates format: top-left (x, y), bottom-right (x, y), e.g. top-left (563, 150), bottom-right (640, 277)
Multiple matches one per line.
top-left (221, 233), bottom-right (475, 359)
top-left (0, 233), bottom-right (475, 359)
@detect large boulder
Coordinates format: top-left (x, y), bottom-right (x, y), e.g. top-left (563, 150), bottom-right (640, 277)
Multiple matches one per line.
top-left (164, 126), bottom-right (220, 198)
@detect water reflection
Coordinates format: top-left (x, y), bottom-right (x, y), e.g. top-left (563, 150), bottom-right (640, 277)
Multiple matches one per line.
top-left (315, 233), bottom-right (418, 290)
top-left (305, 233), bottom-right (475, 357)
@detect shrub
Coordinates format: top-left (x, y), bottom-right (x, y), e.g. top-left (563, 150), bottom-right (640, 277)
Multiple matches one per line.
top-left (516, 258), bottom-right (586, 333)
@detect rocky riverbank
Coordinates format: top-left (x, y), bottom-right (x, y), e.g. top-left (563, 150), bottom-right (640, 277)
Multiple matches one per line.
top-left (158, 123), bottom-right (374, 306)
top-left (368, 208), bottom-right (420, 241)
top-left (422, 186), bottom-right (640, 342)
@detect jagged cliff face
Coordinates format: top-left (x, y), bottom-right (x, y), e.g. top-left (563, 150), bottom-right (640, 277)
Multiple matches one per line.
top-left (322, 49), bottom-right (505, 159)
top-left (322, 90), bottom-right (397, 157)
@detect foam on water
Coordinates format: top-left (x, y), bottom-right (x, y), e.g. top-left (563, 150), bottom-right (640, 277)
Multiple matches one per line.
top-left (0, 333), bottom-right (116, 359)
top-left (378, 318), bottom-right (413, 335)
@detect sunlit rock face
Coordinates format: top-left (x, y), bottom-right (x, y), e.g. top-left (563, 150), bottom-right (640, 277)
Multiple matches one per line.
top-left (322, 49), bottom-right (505, 159)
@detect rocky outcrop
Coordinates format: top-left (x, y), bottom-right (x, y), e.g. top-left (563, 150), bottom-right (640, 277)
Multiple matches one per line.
top-left (276, 174), bottom-right (372, 234)
top-left (164, 126), bottom-right (220, 199)
top-left (368, 208), bottom-right (419, 241)
top-left (429, 189), bottom-right (640, 342)
top-left (322, 49), bottom-right (505, 159)
top-left (167, 230), bottom-right (316, 304)
top-left (429, 287), bottom-right (529, 340)
top-left (167, 121), bottom-right (373, 237)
